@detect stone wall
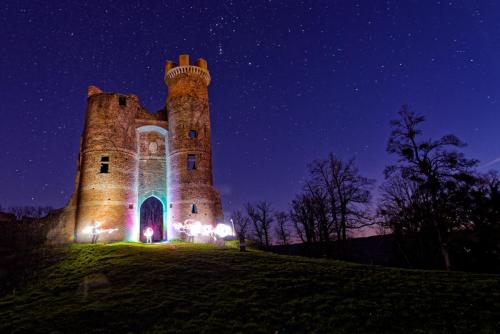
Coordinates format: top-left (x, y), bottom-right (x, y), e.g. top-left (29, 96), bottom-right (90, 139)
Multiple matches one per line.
top-left (51, 54), bottom-right (223, 244)
top-left (165, 55), bottom-right (223, 239)
top-left (74, 91), bottom-right (138, 242)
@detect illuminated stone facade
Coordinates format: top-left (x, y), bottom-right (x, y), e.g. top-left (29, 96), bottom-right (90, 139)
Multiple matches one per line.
top-left (55, 55), bottom-right (223, 243)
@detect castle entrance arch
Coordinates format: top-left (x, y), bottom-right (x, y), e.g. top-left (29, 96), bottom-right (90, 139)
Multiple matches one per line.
top-left (139, 197), bottom-right (164, 242)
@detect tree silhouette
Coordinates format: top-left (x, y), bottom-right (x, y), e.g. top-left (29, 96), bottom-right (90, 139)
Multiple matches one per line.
top-left (383, 105), bottom-right (478, 270)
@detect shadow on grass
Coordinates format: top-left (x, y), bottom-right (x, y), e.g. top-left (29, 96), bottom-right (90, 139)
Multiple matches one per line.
top-left (0, 242), bottom-right (499, 333)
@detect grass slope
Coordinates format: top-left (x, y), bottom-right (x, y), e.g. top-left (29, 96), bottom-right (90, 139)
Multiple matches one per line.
top-left (0, 243), bottom-right (499, 333)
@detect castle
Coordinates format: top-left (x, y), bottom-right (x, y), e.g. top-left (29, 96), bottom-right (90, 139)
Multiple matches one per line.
top-left (50, 55), bottom-right (223, 243)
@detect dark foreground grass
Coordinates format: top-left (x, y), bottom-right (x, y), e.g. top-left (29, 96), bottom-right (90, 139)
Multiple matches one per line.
top-left (0, 243), bottom-right (499, 333)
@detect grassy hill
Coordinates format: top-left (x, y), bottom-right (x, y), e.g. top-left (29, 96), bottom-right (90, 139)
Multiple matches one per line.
top-left (0, 242), bottom-right (499, 333)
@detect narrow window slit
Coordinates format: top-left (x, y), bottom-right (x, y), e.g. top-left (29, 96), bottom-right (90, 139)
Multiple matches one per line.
top-left (100, 156), bottom-right (109, 173)
top-left (187, 154), bottom-right (196, 170)
top-left (119, 96), bottom-right (126, 107)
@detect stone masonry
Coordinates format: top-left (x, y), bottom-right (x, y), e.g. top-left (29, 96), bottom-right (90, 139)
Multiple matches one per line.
top-left (49, 55), bottom-right (223, 243)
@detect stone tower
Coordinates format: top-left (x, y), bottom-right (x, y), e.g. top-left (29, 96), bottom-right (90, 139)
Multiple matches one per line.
top-left (74, 87), bottom-right (139, 243)
top-left (49, 54), bottom-right (223, 244)
top-left (165, 55), bottom-right (223, 238)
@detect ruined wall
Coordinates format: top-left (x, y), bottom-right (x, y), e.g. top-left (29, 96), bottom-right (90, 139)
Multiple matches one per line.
top-left (44, 207), bottom-right (76, 244)
top-left (74, 88), bottom-right (138, 242)
top-left (52, 54), bottom-right (222, 244)
top-left (165, 55), bottom-right (223, 239)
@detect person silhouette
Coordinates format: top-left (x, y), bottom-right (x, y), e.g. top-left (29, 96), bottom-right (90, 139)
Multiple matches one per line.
top-left (144, 227), bottom-right (154, 244)
top-left (91, 220), bottom-right (99, 244)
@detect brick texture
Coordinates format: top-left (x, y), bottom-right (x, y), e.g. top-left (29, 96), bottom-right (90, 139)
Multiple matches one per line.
top-left (46, 55), bottom-right (223, 244)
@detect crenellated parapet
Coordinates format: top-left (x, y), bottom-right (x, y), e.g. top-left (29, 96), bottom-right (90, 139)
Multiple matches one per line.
top-left (164, 54), bottom-right (211, 86)
top-left (59, 54), bottom-right (222, 244)
top-left (164, 53), bottom-right (223, 236)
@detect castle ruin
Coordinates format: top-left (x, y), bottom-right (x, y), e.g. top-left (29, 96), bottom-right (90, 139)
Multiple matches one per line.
top-left (49, 54), bottom-right (223, 243)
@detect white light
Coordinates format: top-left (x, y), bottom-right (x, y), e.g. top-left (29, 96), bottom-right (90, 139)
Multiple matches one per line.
top-left (83, 221), bottom-right (117, 235)
top-left (214, 224), bottom-right (232, 238)
top-left (190, 221), bottom-right (202, 235)
top-left (172, 220), bottom-right (235, 239)
top-left (143, 227), bottom-right (153, 238)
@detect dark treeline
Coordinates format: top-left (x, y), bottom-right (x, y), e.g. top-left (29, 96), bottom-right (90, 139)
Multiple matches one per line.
top-left (0, 205), bottom-right (53, 220)
top-left (378, 106), bottom-right (500, 272)
top-left (0, 206), bottom-right (57, 251)
top-left (233, 106), bottom-right (500, 273)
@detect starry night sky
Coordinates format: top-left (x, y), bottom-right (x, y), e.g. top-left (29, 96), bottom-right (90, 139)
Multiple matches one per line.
top-left (1, 1), bottom-right (499, 216)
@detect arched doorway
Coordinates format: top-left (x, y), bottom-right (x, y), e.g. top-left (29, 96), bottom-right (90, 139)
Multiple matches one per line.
top-left (140, 197), bottom-right (164, 242)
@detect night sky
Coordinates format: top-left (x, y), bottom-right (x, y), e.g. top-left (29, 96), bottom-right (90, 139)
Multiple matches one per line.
top-left (1, 1), bottom-right (499, 217)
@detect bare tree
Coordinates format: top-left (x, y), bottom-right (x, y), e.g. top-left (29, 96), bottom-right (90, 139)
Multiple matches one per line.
top-left (231, 210), bottom-right (249, 238)
top-left (245, 201), bottom-right (274, 247)
top-left (290, 194), bottom-right (317, 245)
top-left (308, 154), bottom-right (374, 255)
top-left (384, 105), bottom-right (477, 271)
top-left (274, 211), bottom-right (290, 245)
top-left (245, 203), bottom-right (262, 244)
top-left (379, 172), bottom-right (426, 235)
